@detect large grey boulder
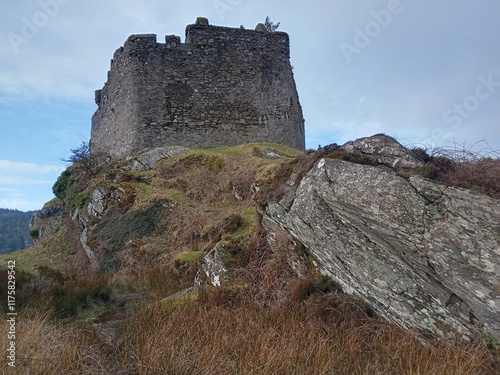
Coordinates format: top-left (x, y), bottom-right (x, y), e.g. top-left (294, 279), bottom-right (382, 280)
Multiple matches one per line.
top-left (262, 151), bottom-right (500, 340)
top-left (341, 134), bottom-right (424, 169)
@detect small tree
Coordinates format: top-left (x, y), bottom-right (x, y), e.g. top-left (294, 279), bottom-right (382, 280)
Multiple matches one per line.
top-left (264, 16), bottom-right (280, 32)
top-left (61, 141), bottom-right (96, 175)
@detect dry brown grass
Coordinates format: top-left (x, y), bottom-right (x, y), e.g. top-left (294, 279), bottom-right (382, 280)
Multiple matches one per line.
top-left (0, 311), bottom-right (121, 374)
top-left (114, 300), bottom-right (497, 375)
top-left (1, 299), bottom-right (496, 375)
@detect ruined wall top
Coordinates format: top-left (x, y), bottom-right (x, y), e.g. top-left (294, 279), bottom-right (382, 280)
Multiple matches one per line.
top-left (116, 23), bottom-right (290, 58)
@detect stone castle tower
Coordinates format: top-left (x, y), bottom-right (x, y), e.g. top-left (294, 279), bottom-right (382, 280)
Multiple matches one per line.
top-left (90, 21), bottom-right (305, 159)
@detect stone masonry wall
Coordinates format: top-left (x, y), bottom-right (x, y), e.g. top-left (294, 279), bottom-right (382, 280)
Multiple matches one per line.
top-left (91, 23), bottom-right (305, 159)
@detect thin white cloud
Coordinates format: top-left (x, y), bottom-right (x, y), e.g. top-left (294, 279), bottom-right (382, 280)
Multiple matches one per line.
top-left (0, 187), bottom-right (19, 192)
top-left (0, 160), bottom-right (64, 174)
top-left (0, 176), bottom-right (53, 185)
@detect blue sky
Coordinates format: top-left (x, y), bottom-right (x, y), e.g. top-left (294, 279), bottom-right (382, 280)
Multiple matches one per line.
top-left (1, 0), bottom-right (500, 211)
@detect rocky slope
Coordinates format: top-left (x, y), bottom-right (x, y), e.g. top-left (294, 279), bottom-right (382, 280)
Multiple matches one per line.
top-left (12, 136), bottom-right (500, 343)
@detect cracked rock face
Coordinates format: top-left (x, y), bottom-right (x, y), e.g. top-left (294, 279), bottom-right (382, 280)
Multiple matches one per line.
top-left (263, 155), bottom-right (500, 340)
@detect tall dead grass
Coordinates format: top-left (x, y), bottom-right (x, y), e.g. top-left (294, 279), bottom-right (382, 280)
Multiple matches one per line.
top-left (115, 300), bottom-right (496, 375)
top-left (2, 300), bottom-right (496, 375)
top-left (0, 311), bottom-right (121, 374)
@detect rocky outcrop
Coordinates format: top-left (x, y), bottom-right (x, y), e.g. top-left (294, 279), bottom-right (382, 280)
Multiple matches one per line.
top-left (125, 146), bottom-right (189, 171)
top-left (340, 134), bottom-right (424, 169)
top-left (262, 136), bottom-right (500, 341)
top-left (30, 203), bottom-right (65, 241)
top-left (255, 147), bottom-right (284, 160)
top-left (87, 187), bottom-right (108, 220)
top-left (72, 210), bottom-right (97, 268)
top-left (196, 242), bottom-right (228, 287)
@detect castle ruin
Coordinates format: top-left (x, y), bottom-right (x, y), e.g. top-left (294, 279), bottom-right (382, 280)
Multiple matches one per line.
top-left (90, 21), bottom-right (305, 159)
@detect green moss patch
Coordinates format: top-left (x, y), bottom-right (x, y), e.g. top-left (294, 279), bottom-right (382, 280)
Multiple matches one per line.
top-left (176, 251), bottom-right (204, 264)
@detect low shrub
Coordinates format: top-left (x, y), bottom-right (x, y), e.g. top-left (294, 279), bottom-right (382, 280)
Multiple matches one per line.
top-left (29, 228), bottom-right (39, 240)
top-left (0, 265), bottom-right (113, 320)
top-left (205, 154), bottom-right (225, 172)
top-left (409, 142), bottom-right (500, 198)
top-left (289, 275), bottom-right (343, 303)
top-left (127, 264), bottom-right (192, 299)
top-left (221, 213), bottom-right (243, 233)
top-left (52, 169), bottom-right (72, 199)
top-left (65, 189), bottom-right (90, 211)
top-left (432, 157), bottom-right (500, 198)
top-left (37, 265), bottom-right (67, 284)
top-left (90, 202), bottom-right (164, 255)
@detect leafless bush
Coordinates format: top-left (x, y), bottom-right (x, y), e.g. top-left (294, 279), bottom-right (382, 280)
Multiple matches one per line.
top-left (408, 140), bottom-right (500, 198)
top-left (434, 142), bottom-right (499, 198)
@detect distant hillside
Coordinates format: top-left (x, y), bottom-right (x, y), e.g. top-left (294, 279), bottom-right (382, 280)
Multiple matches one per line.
top-left (0, 208), bottom-right (35, 254)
